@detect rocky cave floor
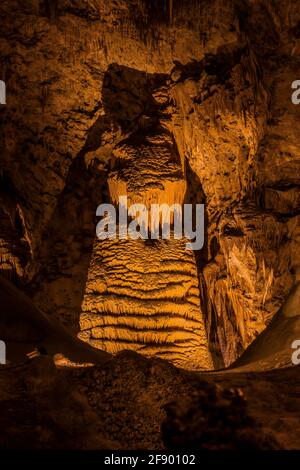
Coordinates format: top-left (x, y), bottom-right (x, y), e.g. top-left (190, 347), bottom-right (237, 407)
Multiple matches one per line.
top-left (0, 352), bottom-right (299, 450)
top-left (1, 0), bottom-right (300, 451)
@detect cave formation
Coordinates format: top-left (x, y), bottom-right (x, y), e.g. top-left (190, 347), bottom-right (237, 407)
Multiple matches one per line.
top-left (0, 0), bottom-right (300, 452)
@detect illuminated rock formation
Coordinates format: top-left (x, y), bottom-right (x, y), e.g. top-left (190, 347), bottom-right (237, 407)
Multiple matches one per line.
top-left (79, 236), bottom-right (212, 370)
top-left (79, 125), bottom-right (212, 370)
top-left (1, 0), bottom-right (300, 369)
top-left (109, 128), bottom-right (186, 211)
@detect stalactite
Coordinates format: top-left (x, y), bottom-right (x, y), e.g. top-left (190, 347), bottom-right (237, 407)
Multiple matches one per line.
top-left (44, 0), bottom-right (58, 23)
top-left (169, 0), bottom-right (173, 24)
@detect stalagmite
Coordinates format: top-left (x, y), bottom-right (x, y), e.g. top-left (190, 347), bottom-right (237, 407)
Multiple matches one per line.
top-left (79, 127), bottom-right (212, 370)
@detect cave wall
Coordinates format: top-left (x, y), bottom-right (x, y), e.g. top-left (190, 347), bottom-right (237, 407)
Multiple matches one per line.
top-left (1, 0), bottom-right (300, 367)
